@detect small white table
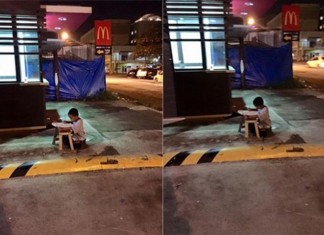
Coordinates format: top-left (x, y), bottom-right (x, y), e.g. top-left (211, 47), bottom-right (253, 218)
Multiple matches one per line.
top-left (238, 110), bottom-right (260, 139)
top-left (52, 122), bottom-right (74, 151)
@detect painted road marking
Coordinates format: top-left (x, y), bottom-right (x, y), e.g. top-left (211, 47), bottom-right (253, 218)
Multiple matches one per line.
top-left (164, 144), bottom-right (324, 167)
top-left (2, 144), bottom-right (324, 180)
top-left (197, 148), bottom-right (219, 164)
top-left (10, 161), bottom-right (35, 178)
top-left (165, 151), bottom-right (193, 167)
top-left (0, 155), bottom-right (162, 180)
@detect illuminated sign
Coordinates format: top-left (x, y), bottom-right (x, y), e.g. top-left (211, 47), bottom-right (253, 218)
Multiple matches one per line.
top-left (94, 20), bottom-right (111, 46)
top-left (282, 5), bottom-right (300, 32)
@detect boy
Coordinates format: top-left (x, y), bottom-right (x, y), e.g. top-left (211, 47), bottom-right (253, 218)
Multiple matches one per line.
top-left (252, 96), bottom-right (272, 137)
top-left (64, 108), bottom-right (86, 149)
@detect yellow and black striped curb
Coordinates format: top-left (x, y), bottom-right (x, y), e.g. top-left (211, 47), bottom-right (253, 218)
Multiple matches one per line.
top-left (163, 144), bottom-right (324, 167)
top-left (0, 155), bottom-right (162, 180)
top-left (2, 144), bottom-right (324, 179)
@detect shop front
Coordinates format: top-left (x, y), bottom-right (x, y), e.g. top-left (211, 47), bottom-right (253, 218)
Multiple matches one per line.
top-left (164, 0), bottom-right (234, 118)
top-left (0, 1), bottom-right (47, 130)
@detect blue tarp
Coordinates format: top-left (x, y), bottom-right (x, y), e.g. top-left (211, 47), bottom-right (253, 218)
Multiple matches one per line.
top-left (229, 44), bottom-right (293, 89)
top-left (43, 57), bottom-right (106, 101)
top-left (42, 59), bottom-right (56, 101)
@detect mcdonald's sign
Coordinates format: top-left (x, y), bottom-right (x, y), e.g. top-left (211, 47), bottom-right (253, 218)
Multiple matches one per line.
top-left (95, 20), bottom-right (111, 46)
top-left (282, 5), bottom-right (300, 32)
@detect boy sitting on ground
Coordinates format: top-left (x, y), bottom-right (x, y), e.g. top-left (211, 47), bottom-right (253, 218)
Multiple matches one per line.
top-left (64, 108), bottom-right (86, 149)
top-left (252, 96), bottom-right (272, 137)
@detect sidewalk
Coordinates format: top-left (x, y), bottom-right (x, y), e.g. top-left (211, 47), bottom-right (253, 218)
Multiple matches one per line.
top-left (164, 88), bottom-right (324, 153)
top-left (0, 100), bottom-right (162, 164)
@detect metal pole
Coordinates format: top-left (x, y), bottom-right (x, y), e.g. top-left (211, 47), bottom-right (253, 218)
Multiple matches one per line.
top-left (53, 50), bottom-right (60, 101)
top-left (239, 37), bottom-right (245, 89)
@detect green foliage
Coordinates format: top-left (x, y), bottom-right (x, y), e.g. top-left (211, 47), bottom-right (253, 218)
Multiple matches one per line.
top-left (133, 29), bottom-right (162, 63)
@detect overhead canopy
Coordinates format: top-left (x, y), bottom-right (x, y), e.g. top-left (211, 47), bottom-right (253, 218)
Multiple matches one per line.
top-left (41, 5), bottom-right (92, 33)
top-left (41, 4), bottom-right (92, 50)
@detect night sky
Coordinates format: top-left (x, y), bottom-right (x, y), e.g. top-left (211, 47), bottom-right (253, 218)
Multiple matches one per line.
top-left (41, 0), bottom-right (161, 37)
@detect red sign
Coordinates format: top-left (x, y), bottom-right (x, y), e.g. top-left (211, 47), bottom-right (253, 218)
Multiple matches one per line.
top-left (94, 20), bottom-right (111, 46)
top-left (282, 5), bottom-right (300, 32)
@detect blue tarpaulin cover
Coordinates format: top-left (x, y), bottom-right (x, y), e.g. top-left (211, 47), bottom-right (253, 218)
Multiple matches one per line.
top-left (229, 44), bottom-right (293, 89)
top-left (42, 59), bottom-right (56, 101)
top-left (43, 57), bottom-right (106, 101)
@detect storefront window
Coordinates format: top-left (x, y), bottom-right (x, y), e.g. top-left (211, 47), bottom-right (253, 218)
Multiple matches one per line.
top-left (0, 14), bottom-right (42, 83)
top-left (18, 31), bottom-right (40, 82)
top-left (0, 30), bottom-right (15, 81)
top-left (170, 31), bottom-right (203, 69)
top-left (0, 48), bottom-right (16, 82)
top-left (205, 41), bottom-right (226, 70)
top-left (166, 0), bottom-right (229, 71)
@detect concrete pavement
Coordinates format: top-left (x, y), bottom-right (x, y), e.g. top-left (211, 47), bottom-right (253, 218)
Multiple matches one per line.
top-left (0, 168), bottom-right (162, 235)
top-left (164, 157), bottom-right (324, 234)
top-left (0, 99), bottom-right (162, 164)
top-left (164, 88), bottom-right (324, 153)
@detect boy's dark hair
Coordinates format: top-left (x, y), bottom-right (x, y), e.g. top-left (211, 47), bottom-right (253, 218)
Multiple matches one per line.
top-left (253, 97), bottom-right (264, 106)
top-left (68, 108), bottom-right (79, 117)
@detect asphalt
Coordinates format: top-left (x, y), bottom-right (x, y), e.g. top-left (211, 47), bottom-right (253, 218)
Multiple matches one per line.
top-left (0, 168), bottom-right (162, 235)
top-left (0, 99), bottom-right (162, 164)
top-left (163, 88), bottom-right (324, 153)
top-left (107, 75), bottom-right (163, 111)
top-left (164, 157), bottom-right (324, 235)
top-left (293, 62), bottom-right (324, 89)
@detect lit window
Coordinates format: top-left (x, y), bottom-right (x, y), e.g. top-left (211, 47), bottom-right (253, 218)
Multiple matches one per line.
top-left (0, 14), bottom-right (41, 83)
top-left (166, 0), bottom-right (228, 70)
top-left (0, 45), bottom-right (16, 82)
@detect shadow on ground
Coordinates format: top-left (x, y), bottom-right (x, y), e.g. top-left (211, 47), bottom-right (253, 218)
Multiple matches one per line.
top-left (164, 88), bottom-right (324, 153)
top-left (0, 100), bottom-right (162, 163)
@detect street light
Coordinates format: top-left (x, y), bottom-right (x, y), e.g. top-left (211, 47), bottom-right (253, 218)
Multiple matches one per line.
top-left (61, 32), bottom-right (69, 40)
top-left (247, 17), bottom-right (255, 26)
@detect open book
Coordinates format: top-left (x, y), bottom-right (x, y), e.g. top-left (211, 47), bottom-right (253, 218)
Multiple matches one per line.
top-left (52, 122), bottom-right (73, 128)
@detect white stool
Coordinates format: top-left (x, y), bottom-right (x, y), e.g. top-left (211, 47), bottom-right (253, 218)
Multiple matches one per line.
top-left (245, 119), bottom-right (260, 139)
top-left (53, 128), bottom-right (74, 151)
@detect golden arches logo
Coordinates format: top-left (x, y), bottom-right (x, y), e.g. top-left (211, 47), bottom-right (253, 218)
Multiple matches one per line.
top-left (284, 11), bottom-right (298, 26)
top-left (97, 26), bottom-right (110, 40)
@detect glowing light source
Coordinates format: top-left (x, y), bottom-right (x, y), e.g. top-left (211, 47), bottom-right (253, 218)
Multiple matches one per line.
top-left (58, 17), bottom-right (67, 21)
top-left (247, 17), bottom-right (255, 25)
top-left (61, 32), bottom-right (69, 40)
top-left (54, 26), bottom-right (61, 30)
top-left (240, 12), bottom-right (248, 15)
top-left (244, 2), bottom-right (254, 6)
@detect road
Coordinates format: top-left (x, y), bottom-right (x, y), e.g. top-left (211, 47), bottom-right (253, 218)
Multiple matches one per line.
top-left (164, 157), bottom-right (324, 234)
top-left (107, 75), bottom-right (162, 111)
top-left (293, 62), bottom-right (324, 88)
top-left (0, 168), bottom-right (162, 235)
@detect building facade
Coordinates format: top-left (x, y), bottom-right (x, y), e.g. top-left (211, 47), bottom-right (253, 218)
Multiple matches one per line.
top-left (81, 14), bottom-right (161, 74)
top-left (249, 3), bottom-right (324, 61)
top-left (0, 1), bottom-right (47, 130)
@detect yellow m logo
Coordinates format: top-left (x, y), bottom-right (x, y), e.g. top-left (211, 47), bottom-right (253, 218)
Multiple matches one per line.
top-left (284, 11), bottom-right (298, 26)
top-left (97, 26), bottom-right (109, 40)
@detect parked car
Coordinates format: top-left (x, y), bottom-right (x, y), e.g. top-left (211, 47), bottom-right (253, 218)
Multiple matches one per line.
top-left (136, 68), bottom-right (157, 79)
top-left (136, 68), bottom-right (148, 78)
top-left (127, 69), bottom-right (138, 78)
top-left (307, 56), bottom-right (324, 68)
top-left (146, 68), bottom-right (157, 79)
top-left (154, 70), bottom-right (163, 82)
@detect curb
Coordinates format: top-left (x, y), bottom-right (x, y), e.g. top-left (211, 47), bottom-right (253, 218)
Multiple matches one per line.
top-left (0, 155), bottom-right (162, 180)
top-left (163, 144), bottom-right (324, 167)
